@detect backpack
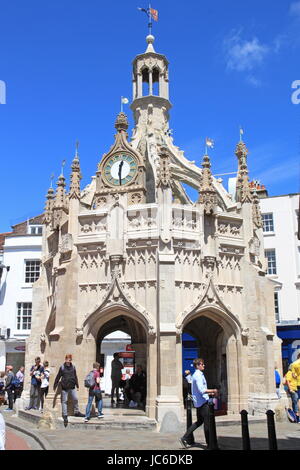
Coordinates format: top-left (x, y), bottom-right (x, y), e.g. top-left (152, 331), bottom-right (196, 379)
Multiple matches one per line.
top-left (84, 371), bottom-right (95, 388)
top-left (11, 376), bottom-right (21, 389)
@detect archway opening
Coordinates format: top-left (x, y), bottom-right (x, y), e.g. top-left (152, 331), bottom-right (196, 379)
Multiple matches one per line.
top-left (96, 314), bottom-right (148, 411)
top-left (182, 315), bottom-right (228, 415)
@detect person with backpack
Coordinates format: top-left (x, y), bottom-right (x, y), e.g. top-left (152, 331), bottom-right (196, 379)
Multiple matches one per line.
top-left (84, 362), bottom-right (104, 423)
top-left (26, 357), bottom-right (44, 411)
top-left (53, 354), bottom-right (84, 427)
top-left (3, 366), bottom-right (14, 411)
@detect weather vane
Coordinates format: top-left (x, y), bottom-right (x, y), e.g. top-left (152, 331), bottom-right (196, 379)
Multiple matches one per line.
top-left (138, 4), bottom-right (158, 35)
top-left (50, 173), bottom-right (54, 188)
top-left (61, 159), bottom-right (66, 176)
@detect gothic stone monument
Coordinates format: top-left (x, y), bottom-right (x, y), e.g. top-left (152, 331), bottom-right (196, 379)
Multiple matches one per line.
top-left (26, 35), bottom-right (283, 426)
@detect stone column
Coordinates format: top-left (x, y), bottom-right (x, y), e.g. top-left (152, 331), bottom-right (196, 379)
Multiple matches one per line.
top-left (146, 336), bottom-right (157, 419)
top-left (149, 70), bottom-right (153, 95)
top-left (155, 253), bottom-right (182, 429)
top-left (226, 335), bottom-right (240, 414)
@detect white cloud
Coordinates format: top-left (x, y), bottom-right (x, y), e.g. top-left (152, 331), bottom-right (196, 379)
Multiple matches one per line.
top-left (224, 30), bottom-right (269, 72)
top-left (246, 75), bottom-right (262, 88)
top-left (290, 1), bottom-right (300, 18)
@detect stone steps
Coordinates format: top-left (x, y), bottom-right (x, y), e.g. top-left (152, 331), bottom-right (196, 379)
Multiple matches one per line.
top-left (18, 409), bottom-right (157, 430)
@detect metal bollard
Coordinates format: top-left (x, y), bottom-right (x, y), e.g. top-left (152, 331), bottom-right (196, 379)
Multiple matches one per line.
top-left (208, 395), bottom-right (219, 450)
top-left (266, 410), bottom-right (278, 450)
top-left (240, 410), bottom-right (251, 450)
top-left (186, 384), bottom-right (195, 444)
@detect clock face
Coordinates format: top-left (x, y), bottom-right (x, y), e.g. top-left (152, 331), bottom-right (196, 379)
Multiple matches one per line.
top-left (103, 154), bottom-right (138, 186)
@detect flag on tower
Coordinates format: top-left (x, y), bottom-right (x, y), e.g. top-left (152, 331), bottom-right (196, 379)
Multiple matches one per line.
top-left (121, 97), bottom-right (129, 104)
top-left (206, 137), bottom-right (214, 148)
top-left (150, 8), bottom-right (158, 21)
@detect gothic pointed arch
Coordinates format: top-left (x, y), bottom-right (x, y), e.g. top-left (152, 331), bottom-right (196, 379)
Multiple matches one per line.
top-left (175, 277), bottom-right (242, 337)
top-left (81, 274), bottom-right (156, 338)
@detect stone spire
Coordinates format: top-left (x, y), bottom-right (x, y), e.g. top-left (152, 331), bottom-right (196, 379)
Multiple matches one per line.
top-left (54, 173), bottom-right (67, 209)
top-left (198, 153), bottom-right (217, 214)
top-left (69, 143), bottom-right (82, 200)
top-left (235, 140), bottom-right (252, 204)
top-left (43, 185), bottom-right (55, 225)
top-left (252, 187), bottom-right (263, 228)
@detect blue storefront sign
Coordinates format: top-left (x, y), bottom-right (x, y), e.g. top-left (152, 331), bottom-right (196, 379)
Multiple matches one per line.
top-left (277, 325), bottom-right (300, 373)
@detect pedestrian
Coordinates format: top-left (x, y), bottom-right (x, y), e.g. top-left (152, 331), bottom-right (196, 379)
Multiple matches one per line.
top-left (84, 362), bottom-right (104, 423)
top-left (40, 361), bottom-right (50, 413)
top-left (291, 352), bottom-right (300, 410)
top-left (127, 365), bottom-right (146, 409)
top-left (275, 365), bottom-right (281, 399)
top-left (14, 366), bottom-right (25, 402)
top-left (283, 365), bottom-right (299, 423)
top-left (110, 352), bottom-right (123, 405)
top-left (0, 373), bottom-right (5, 407)
top-left (26, 357), bottom-right (44, 411)
top-left (3, 366), bottom-right (14, 411)
top-left (53, 354), bottom-right (84, 427)
top-left (0, 411), bottom-right (5, 450)
top-left (180, 358), bottom-right (218, 448)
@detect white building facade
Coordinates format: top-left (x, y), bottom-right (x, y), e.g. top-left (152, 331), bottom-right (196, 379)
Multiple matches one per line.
top-left (260, 193), bottom-right (300, 370)
top-left (0, 217), bottom-right (43, 372)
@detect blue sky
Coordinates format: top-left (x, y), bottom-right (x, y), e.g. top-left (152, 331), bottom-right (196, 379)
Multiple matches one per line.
top-left (0, 0), bottom-right (299, 232)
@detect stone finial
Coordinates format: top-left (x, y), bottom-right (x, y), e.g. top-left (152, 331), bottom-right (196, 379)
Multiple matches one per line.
top-left (235, 141), bottom-right (252, 204)
top-left (198, 154), bottom-right (217, 214)
top-left (43, 186), bottom-right (55, 225)
top-left (115, 112), bottom-right (129, 132)
top-left (145, 34), bottom-right (155, 53)
top-left (69, 143), bottom-right (82, 200)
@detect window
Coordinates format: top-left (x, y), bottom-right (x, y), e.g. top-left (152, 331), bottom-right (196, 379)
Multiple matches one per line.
top-left (274, 292), bottom-right (280, 322)
top-left (262, 213), bottom-right (274, 233)
top-left (28, 225), bottom-right (43, 235)
top-left (265, 249), bottom-right (277, 275)
top-left (17, 302), bottom-right (32, 330)
top-left (25, 260), bottom-right (41, 283)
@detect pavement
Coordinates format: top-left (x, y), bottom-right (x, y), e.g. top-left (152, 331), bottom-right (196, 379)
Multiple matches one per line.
top-left (1, 402), bottom-right (300, 451)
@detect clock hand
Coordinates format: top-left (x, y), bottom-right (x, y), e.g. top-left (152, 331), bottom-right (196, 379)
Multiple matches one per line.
top-left (118, 161), bottom-right (124, 185)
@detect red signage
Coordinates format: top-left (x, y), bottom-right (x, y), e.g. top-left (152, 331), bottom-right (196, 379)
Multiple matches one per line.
top-left (126, 344), bottom-right (135, 351)
top-left (14, 346), bottom-right (25, 351)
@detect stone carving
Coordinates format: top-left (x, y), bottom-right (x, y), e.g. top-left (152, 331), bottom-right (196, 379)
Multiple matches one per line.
top-left (75, 327), bottom-right (84, 338)
top-left (59, 234), bottom-right (73, 254)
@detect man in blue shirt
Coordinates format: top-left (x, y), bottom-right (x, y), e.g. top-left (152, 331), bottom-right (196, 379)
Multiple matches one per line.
top-left (180, 358), bottom-right (218, 448)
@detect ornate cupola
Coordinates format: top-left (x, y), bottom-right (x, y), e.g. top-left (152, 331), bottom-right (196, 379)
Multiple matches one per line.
top-left (93, 112), bottom-right (146, 208)
top-left (131, 35), bottom-right (172, 134)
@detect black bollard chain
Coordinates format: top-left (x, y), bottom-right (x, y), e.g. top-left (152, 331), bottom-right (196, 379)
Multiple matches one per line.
top-left (240, 410), bottom-right (251, 450)
top-left (207, 395), bottom-right (219, 450)
top-left (266, 410), bottom-right (278, 450)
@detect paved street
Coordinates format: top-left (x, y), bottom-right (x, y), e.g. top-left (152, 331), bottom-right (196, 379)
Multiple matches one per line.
top-left (2, 410), bottom-right (300, 451)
